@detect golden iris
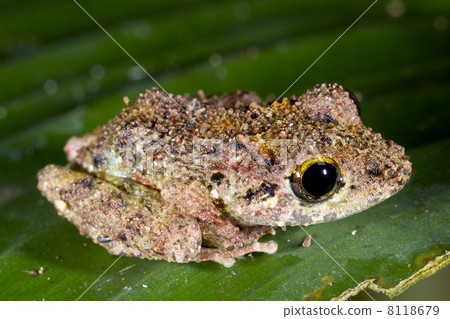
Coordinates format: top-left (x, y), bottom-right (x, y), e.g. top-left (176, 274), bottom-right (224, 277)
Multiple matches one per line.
top-left (289, 157), bottom-right (341, 202)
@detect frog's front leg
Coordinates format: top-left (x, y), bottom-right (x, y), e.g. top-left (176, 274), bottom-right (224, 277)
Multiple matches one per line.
top-left (160, 179), bottom-right (278, 265)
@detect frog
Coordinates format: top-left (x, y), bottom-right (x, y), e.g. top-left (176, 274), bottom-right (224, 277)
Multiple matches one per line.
top-left (37, 83), bottom-right (412, 267)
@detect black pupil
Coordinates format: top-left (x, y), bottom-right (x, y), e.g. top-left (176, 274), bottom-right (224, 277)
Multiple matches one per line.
top-left (302, 162), bottom-right (338, 197)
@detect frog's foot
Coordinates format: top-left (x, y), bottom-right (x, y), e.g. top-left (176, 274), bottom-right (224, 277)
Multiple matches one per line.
top-left (193, 240), bottom-right (278, 267)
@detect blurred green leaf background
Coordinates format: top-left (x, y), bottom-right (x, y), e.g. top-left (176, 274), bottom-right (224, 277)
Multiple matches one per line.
top-left (0, 0), bottom-right (449, 300)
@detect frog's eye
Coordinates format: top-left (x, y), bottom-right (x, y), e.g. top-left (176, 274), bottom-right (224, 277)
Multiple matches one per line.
top-left (289, 157), bottom-right (341, 202)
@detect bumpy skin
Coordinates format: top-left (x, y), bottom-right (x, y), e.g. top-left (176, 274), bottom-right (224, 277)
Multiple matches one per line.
top-left (37, 83), bottom-right (412, 266)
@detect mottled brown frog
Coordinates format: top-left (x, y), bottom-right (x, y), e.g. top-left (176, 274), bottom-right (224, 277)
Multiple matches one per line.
top-left (38, 83), bottom-right (411, 267)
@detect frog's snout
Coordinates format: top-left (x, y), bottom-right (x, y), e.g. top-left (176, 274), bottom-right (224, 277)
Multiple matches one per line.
top-left (381, 149), bottom-right (412, 195)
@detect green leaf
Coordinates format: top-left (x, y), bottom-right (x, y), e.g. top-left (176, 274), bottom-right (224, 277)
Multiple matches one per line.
top-left (0, 0), bottom-right (449, 300)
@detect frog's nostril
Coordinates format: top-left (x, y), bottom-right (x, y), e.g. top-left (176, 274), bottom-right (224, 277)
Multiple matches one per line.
top-left (384, 168), bottom-right (396, 179)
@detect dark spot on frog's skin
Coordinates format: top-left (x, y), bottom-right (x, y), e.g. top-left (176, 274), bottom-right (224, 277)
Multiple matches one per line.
top-left (242, 105), bottom-right (250, 112)
top-left (93, 154), bottom-right (105, 167)
top-left (264, 158), bottom-right (275, 166)
top-left (243, 188), bottom-right (258, 202)
top-left (323, 114), bottom-right (334, 123)
top-left (259, 182), bottom-right (279, 197)
top-left (121, 123), bottom-right (131, 131)
top-left (118, 233), bottom-right (127, 242)
top-left (145, 119), bottom-right (157, 129)
top-left (243, 182), bottom-right (279, 203)
top-left (79, 178), bottom-right (92, 187)
top-left (211, 172), bottom-right (225, 185)
top-left (251, 113), bottom-right (258, 119)
top-left (212, 198), bottom-right (225, 209)
top-left (337, 179), bottom-right (346, 188)
top-left (97, 236), bottom-right (112, 243)
top-left (350, 185), bottom-right (357, 190)
top-left (403, 168), bottom-right (409, 175)
top-left (368, 167), bottom-right (383, 176)
top-left (321, 136), bottom-right (332, 144)
top-left (120, 128), bottom-right (133, 140)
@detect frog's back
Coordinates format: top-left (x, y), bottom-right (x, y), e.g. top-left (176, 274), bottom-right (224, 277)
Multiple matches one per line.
top-left (64, 85), bottom-right (364, 187)
top-left (64, 88), bottom-right (268, 187)
top-left (124, 88), bottom-right (265, 140)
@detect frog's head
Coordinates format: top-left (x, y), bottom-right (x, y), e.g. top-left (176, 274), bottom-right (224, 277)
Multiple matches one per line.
top-left (213, 84), bottom-right (412, 226)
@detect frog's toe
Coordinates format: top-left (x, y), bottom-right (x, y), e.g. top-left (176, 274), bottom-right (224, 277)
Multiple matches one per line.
top-left (222, 258), bottom-right (236, 268)
top-left (263, 240), bottom-right (278, 254)
top-left (246, 240), bottom-right (278, 255)
top-left (193, 240), bottom-right (278, 266)
top-left (192, 248), bottom-right (236, 267)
